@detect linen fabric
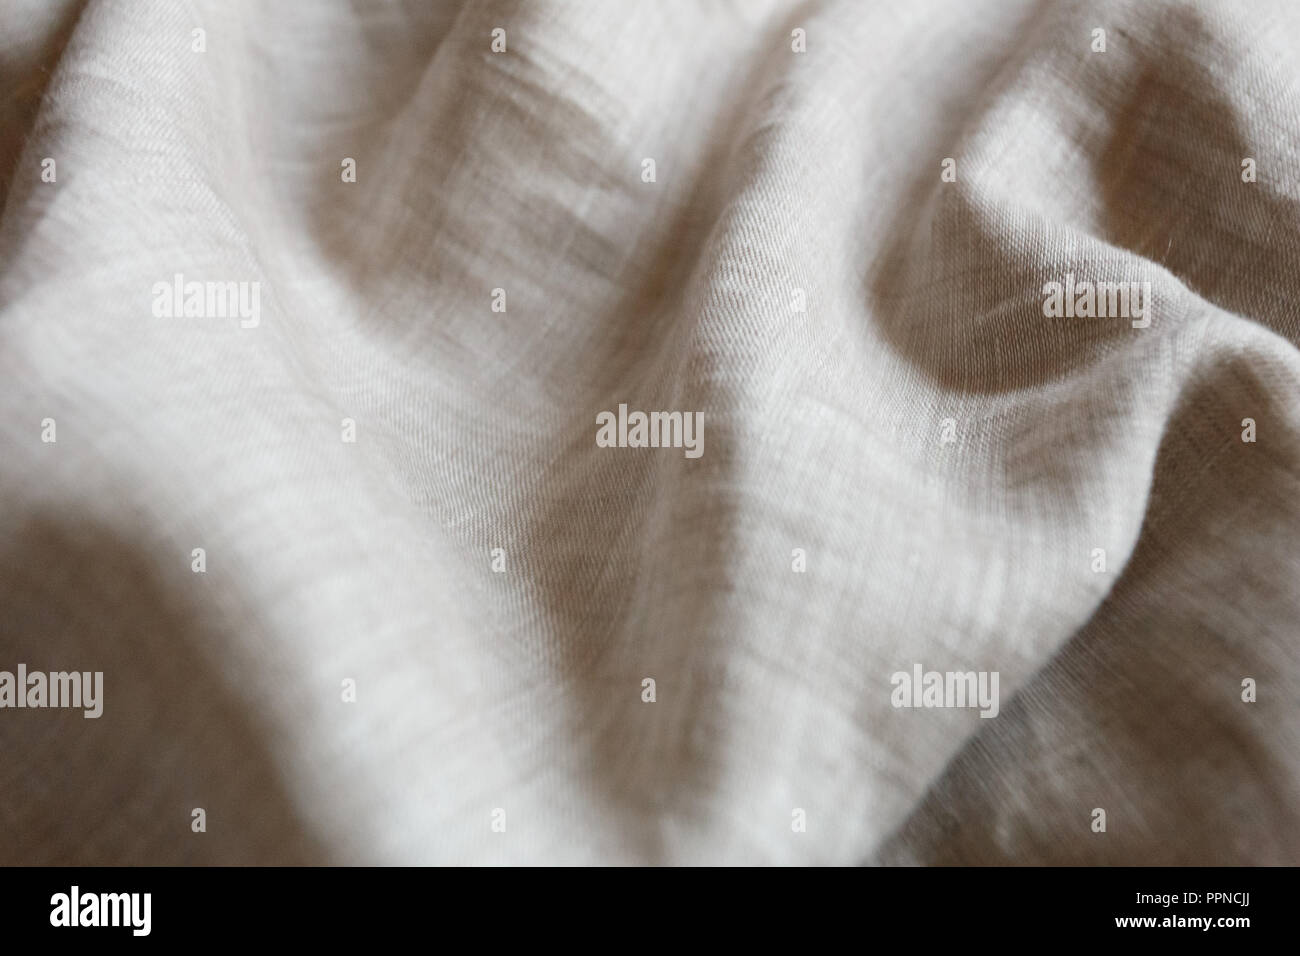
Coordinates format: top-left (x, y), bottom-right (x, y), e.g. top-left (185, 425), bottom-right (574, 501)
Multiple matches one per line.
top-left (1, 0), bottom-right (1297, 865)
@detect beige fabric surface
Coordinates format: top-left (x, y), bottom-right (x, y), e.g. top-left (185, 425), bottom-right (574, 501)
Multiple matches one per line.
top-left (1, 0), bottom-right (1297, 865)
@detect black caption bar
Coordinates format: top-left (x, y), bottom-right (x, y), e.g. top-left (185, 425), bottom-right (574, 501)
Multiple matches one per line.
top-left (0, 865), bottom-right (1287, 943)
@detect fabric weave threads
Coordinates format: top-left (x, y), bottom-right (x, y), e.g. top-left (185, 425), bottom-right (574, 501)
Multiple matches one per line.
top-left (0, 0), bottom-right (1297, 865)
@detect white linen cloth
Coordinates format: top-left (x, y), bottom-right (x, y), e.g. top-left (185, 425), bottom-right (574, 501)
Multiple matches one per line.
top-left (1, 0), bottom-right (1297, 864)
